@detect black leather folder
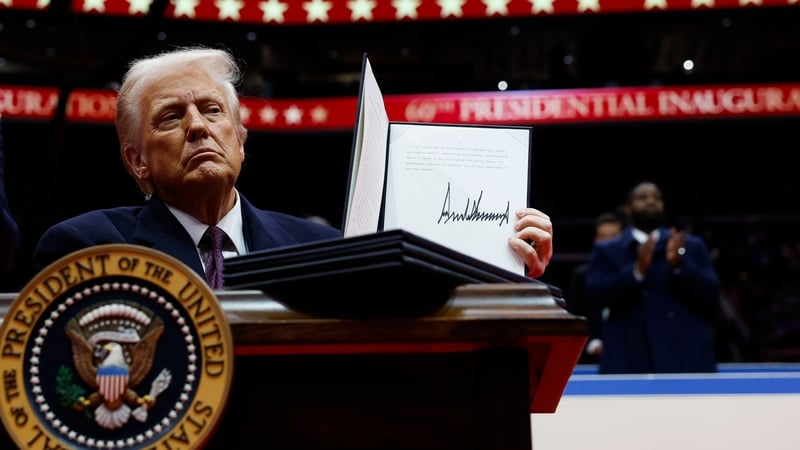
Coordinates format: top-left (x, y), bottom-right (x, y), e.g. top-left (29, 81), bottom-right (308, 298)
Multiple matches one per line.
top-left (223, 229), bottom-right (558, 317)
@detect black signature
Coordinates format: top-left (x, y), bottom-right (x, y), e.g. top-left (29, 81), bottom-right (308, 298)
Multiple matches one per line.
top-left (438, 182), bottom-right (510, 227)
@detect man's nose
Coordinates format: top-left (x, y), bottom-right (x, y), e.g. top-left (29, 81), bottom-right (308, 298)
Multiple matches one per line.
top-left (186, 108), bottom-right (210, 140)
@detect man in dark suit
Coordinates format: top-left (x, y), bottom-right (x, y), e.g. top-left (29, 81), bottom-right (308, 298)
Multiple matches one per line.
top-left (585, 181), bottom-right (721, 373)
top-left (33, 47), bottom-right (555, 285)
top-left (567, 211), bottom-right (624, 364)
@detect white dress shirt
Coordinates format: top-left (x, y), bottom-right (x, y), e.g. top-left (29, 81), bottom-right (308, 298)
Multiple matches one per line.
top-left (166, 190), bottom-right (248, 271)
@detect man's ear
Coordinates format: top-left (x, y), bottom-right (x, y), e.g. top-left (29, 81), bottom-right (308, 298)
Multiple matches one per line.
top-left (238, 126), bottom-right (247, 159)
top-left (121, 144), bottom-right (149, 181)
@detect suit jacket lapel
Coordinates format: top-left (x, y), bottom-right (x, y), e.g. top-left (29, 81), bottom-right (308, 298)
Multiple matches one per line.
top-left (620, 228), bottom-right (639, 259)
top-left (132, 196), bottom-right (206, 278)
top-left (239, 194), bottom-right (282, 252)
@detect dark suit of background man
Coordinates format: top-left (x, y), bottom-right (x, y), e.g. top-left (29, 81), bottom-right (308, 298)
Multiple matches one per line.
top-left (585, 181), bottom-right (721, 374)
top-left (567, 212), bottom-right (624, 364)
top-left (31, 47), bottom-right (555, 284)
top-left (0, 116), bottom-right (21, 286)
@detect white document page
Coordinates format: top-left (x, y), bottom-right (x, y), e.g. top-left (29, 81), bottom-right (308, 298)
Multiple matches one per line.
top-left (382, 123), bottom-right (531, 275)
top-left (342, 57), bottom-right (389, 237)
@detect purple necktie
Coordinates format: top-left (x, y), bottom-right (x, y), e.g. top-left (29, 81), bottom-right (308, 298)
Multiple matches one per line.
top-left (202, 226), bottom-right (226, 289)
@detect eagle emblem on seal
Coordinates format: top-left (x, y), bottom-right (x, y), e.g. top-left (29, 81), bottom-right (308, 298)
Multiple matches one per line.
top-left (65, 301), bottom-right (172, 430)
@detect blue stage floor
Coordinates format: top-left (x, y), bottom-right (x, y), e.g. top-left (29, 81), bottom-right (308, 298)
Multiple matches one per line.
top-left (565, 363), bottom-right (800, 396)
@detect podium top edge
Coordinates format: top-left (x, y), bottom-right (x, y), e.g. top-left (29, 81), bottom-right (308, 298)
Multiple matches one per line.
top-left (1, 282), bottom-right (573, 324)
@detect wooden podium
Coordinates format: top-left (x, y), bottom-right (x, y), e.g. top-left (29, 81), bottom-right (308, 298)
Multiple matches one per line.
top-left (0, 283), bottom-right (585, 450)
top-left (211, 283), bottom-right (584, 450)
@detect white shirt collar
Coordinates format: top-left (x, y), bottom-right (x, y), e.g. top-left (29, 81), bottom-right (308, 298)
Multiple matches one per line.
top-left (632, 227), bottom-right (659, 245)
top-left (166, 190), bottom-right (247, 255)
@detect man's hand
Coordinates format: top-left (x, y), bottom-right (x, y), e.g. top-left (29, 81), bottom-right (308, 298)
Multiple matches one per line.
top-left (665, 227), bottom-right (686, 267)
top-left (509, 208), bottom-right (553, 278)
top-left (636, 232), bottom-right (656, 275)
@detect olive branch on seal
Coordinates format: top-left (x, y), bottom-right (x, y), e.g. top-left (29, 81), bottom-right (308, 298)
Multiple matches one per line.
top-left (55, 365), bottom-right (86, 408)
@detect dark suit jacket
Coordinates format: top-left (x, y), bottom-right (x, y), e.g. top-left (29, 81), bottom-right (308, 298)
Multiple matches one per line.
top-left (584, 226), bottom-right (721, 374)
top-left (33, 194), bottom-right (342, 280)
top-left (567, 262), bottom-right (604, 364)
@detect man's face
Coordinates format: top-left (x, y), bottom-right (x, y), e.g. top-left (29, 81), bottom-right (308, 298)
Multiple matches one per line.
top-left (595, 222), bottom-right (622, 242)
top-left (136, 70), bottom-right (245, 201)
top-left (626, 182), bottom-right (665, 232)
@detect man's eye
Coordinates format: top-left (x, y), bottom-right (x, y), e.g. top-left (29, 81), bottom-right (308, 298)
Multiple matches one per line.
top-left (205, 106), bottom-right (222, 115)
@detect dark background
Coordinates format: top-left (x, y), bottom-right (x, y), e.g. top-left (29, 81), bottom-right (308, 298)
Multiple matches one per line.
top-left (1, 5), bottom-right (800, 362)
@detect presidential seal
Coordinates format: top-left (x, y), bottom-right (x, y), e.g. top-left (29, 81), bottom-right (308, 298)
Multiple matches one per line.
top-left (0, 244), bottom-right (234, 449)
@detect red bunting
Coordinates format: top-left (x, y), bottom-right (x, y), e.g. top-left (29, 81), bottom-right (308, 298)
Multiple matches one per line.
top-left (1, 83), bottom-right (798, 129)
top-left (2, 0), bottom-right (797, 23)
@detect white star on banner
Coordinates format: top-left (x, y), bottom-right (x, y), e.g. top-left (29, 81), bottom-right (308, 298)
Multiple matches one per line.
top-left (690, 0), bottom-right (713, 6)
top-left (483, 0), bottom-right (510, 15)
top-left (284, 105), bottom-right (303, 125)
top-left (577, 0), bottom-right (599, 12)
top-left (82, 0), bottom-right (106, 12)
top-left (528, 0), bottom-right (554, 14)
top-left (348, 0), bottom-right (376, 20)
top-left (0, 0), bottom-right (13, 6)
top-left (216, 0), bottom-right (244, 20)
top-left (310, 105), bottom-right (329, 123)
top-left (240, 104), bottom-right (251, 124)
top-left (303, 0), bottom-right (333, 22)
top-left (260, 105), bottom-right (278, 123)
top-left (128, 0), bottom-right (153, 14)
top-left (739, 0), bottom-right (762, 5)
top-left (172, 0), bottom-right (199, 18)
top-left (36, 0), bottom-right (51, 8)
top-left (259, 0), bottom-right (289, 23)
top-left (437, 0), bottom-right (465, 17)
top-left (392, 0), bottom-right (421, 19)
top-left (644, 0), bottom-right (667, 9)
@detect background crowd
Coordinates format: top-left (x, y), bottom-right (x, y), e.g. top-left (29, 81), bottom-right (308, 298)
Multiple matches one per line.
top-left (555, 208), bottom-right (800, 366)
